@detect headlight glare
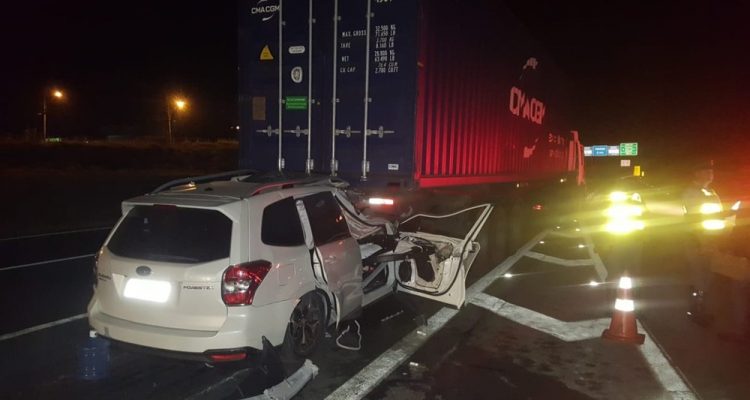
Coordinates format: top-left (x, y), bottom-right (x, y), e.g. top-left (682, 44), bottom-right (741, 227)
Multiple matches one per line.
top-left (699, 203), bottom-right (722, 215)
top-left (702, 219), bottom-right (726, 230)
top-left (609, 191), bottom-right (628, 202)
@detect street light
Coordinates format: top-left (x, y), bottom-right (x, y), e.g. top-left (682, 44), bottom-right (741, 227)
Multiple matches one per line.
top-left (42, 88), bottom-right (64, 141)
top-left (167, 96), bottom-right (188, 143)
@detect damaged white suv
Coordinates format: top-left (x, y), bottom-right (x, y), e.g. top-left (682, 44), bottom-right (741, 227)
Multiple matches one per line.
top-left (88, 171), bottom-right (491, 362)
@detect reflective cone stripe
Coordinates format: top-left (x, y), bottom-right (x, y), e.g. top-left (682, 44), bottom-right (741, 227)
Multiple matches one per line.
top-left (602, 276), bottom-right (645, 344)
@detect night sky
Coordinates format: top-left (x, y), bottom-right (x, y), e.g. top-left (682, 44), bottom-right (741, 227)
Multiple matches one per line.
top-left (0, 0), bottom-right (237, 139)
top-left (505, 1), bottom-right (750, 164)
top-left (1, 1), bottom-right (748, 161)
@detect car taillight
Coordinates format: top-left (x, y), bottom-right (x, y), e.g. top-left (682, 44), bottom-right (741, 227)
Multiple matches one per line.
top-left (222, 260), bottom-right (271, 306)
top-left (209, 352), bottom-right (247, 362)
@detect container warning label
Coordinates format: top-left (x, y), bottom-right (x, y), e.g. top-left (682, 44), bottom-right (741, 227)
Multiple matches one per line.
top-left (260, 45), bottom-right (274, 61)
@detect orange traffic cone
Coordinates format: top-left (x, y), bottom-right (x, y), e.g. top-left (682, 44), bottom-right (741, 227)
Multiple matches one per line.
top-left (602, 276), bottom-right (645, 344)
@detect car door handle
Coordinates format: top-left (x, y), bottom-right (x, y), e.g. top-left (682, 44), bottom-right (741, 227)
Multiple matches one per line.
top-left (325, 255), bottom-right (337, 262)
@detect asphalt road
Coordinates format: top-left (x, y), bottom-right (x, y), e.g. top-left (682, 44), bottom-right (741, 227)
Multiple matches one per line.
top-left (1, 223), bottom-right (749, 399)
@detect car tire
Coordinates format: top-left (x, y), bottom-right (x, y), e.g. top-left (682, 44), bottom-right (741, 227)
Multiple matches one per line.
top-left (281, 292), bottom-right (325, 359)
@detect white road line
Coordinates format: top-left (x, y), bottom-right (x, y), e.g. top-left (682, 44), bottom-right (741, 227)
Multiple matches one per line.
top-left (472, 292), bottom-right (696, 400)
top-left (637, 321), bottom-right (699, 400)
top-left (324, 230), bottom-right (549, 400)
top-left (582, 233), bottom-right (608, 281)
top-left (469, 292), bottom-right (611, 342)
top-left (327, 227), bottom-right (696, 400)
top-left (0, 313), bottom-right (87, 342)
top-left (0, 226), bottom-right (111, 242)
top-left (466, 230), bottom-right (552, 298)
top-left (1, 253), bottom-right (96, 272)
top-left (325, 307), bottom-right (458, 400)
top-left (524, 251), bottom-right (593, 267)
top-left (542, 229), bottom-right (607, 281)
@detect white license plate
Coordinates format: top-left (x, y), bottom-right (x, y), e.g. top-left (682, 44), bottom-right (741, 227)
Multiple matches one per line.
top-left (123, 279), bottom-right (171, 303)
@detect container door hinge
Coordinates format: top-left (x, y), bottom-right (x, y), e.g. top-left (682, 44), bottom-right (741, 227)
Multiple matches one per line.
top-left (334, 126), bottom-right (361, 138)
top-left (257, 125), bottom-right (281, 137)
top-left (283, 125), bottom-right (310, 137)
top-left (365, 126), bottom-right (395, 138)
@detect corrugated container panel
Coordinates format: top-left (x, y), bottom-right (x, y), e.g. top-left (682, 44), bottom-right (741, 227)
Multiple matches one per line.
top-left (414, 0), bottom-right (573, 188)
top-left (238, 0), bottom-right (575, 188)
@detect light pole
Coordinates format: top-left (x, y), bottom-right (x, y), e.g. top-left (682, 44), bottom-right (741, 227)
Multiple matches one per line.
top-left (42, 89), bottom-right (64, 141)
top-left (166, 97), bottom-right (188, 143)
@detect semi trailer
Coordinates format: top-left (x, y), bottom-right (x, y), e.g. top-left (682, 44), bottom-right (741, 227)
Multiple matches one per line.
top-left (238, 0), bottom-right (585, 264)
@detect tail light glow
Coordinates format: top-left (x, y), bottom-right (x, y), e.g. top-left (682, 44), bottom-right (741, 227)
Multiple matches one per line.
top-left (222, 260), bottom-right (271, 306)
top-left (209, 353), bottom-right (247, 362)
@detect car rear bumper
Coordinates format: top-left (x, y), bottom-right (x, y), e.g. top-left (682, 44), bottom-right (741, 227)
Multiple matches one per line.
top-left (88, 297), bottom-right (296, 354)
top-left (106, 336), bottom-right (254, 363)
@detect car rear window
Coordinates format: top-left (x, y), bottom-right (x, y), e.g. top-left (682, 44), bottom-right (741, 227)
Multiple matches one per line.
top-left (107, 205), bottom-right (232, 263)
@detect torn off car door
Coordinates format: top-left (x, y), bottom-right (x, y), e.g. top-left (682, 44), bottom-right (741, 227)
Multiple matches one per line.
top-left (393, 204), bottom-right (493, 308)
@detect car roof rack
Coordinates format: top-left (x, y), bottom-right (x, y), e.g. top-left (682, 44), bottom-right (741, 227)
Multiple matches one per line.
top-left (149, 169), bottom-right (257, 194)
top-left (247, 174), bottom-right (349, 197)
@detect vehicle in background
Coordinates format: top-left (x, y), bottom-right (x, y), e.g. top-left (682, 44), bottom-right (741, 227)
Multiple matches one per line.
top-left (88, 171), bottom-right (491, 362)
top-left (715, 162), bottom-right (750, 258)
top-left (238, 0), bottom-right (585, 266)
top-left (584, 176), bottom-right (673, 235)
top-left (584, 175), bottom-right (740, 235)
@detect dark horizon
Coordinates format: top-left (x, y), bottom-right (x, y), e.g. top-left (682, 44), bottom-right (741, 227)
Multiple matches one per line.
top-left (0, 0), bottom-right (237, 140)
top-left (1, 0), bottom-right (748, 162)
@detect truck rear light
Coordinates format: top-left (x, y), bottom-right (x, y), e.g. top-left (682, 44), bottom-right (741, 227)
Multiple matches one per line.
top-left (208, 352), bottom-right (247, 362)
top-left (532, 204), bottom-right (543, 211)
top-left (368, 197), bottom-right (395, 206)
top-left (222, 260), bottom-right (271, 306)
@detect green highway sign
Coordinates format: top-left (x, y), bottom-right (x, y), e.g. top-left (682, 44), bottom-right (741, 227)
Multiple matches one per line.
top-left (619, 142), bottom-right (638, 156)
top-left (285, 96), bottom-right (308, 110)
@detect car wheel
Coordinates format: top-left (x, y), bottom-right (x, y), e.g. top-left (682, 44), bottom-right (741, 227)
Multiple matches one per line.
top-left (283, 292), bottom-right (325, 358)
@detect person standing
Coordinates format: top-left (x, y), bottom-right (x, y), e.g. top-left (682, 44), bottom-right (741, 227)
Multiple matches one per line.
top-left (682, 161), bottom-right (718, 326)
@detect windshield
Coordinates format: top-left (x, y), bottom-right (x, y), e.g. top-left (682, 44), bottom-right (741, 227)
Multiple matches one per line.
top-left (107, 205), bottom-right (232, 264)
